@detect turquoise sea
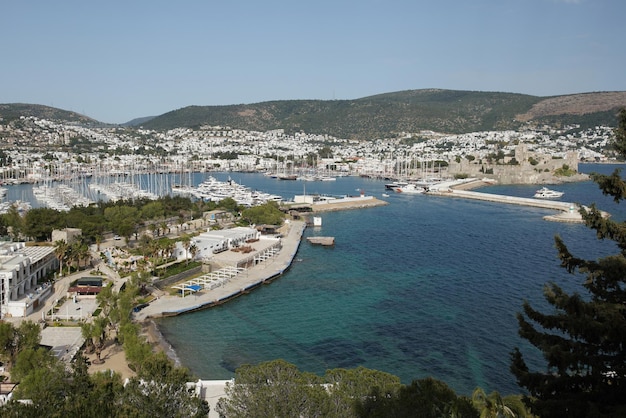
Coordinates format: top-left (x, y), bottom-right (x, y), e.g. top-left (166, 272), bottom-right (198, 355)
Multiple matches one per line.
top-left (4, 164), bottom-right (625, 395)
top-left (154, 164), bottom-right (626, 396)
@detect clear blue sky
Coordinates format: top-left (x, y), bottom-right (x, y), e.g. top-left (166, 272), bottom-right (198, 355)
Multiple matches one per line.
top-left (2, 0), bottom-right (624, 124)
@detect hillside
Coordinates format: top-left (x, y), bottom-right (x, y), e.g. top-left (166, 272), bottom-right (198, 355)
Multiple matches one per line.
top-left (140, 89), bottom-right (626, 139)
top-left (0, 103), bottom-right (99, 125)
top-left (2, 89), bottom-right (625, 139)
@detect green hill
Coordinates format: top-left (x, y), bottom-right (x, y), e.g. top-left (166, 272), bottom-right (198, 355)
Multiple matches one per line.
top-left (140, 89), bottom-right (626, 139)
top-left (0, 103), bottom-right (99, 125)
top-left (3, 89), bottom-right (625, 139)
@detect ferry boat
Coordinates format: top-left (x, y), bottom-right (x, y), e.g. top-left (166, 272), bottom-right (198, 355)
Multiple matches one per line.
top-left (533, 187), bottom-right (564, 199)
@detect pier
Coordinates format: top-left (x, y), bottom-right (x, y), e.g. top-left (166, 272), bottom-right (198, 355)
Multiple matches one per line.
top-left (428, 188), bottom-right (599, 223)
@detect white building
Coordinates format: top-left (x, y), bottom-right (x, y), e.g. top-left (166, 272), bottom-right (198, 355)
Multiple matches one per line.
top-left (174, 227), bottom-right (261, 262)
top-left (0, 242), bottom-right (57, 318)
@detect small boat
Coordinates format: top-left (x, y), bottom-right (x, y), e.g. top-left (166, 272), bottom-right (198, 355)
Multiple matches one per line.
top-left (395, 184), bottom-right (425, 194)
top-left (534, 187), bottom-right (564, 199)
top-left (382, 193), bottom-right (390, 198)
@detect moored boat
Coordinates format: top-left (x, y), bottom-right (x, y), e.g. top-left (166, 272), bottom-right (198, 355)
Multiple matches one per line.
top-left (533, 187), bottom-right (564, 199)
top-left (395, 184), bottom-right (425, 194)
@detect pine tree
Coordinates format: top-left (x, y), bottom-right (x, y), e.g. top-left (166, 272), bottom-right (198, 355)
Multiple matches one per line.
top-left (510, 108), bottom-right (626, 418)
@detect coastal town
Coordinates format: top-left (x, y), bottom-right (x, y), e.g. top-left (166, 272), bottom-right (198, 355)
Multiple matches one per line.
top-left (0, 113), bottom-right (622, 415)
top-left (0, 114), bottom-right (616, 188)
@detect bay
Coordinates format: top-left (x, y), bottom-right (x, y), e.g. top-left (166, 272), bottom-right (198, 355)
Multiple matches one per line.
top-left (156, 163), bottom-right (626, 395)
top-left (4, 163), bottom-right (625, 395)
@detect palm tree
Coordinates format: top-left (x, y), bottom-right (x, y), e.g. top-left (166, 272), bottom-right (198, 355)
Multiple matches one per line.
top-left (189, 243), bottom-right (198, 262)
top-left (53, 240), bottom-right (69, 277)
top-left (95, 234), bottom-right (103, 251)
top-left (80, 322), bottom-right (96, 354)
top-left (160, 220), bottom-right (168, 236)
top-left (74, 241), bottom-right (90, 270)
top-left (180, 234), bottom-right (191, 264)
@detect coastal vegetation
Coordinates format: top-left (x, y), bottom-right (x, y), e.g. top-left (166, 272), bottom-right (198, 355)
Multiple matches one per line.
top-left (0, 274), bottom-right (210, 416)
top-left (0, 194), bottom-right (242, 245)
top-left (215, 359), bottom-right (532, 418)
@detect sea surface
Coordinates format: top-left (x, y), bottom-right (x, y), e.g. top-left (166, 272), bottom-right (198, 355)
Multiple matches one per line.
top-left (5, 164), bottom-right (626, 395)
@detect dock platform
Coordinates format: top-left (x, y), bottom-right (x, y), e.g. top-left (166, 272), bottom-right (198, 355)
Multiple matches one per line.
top-left (307, 236), bottom-right (335, 246)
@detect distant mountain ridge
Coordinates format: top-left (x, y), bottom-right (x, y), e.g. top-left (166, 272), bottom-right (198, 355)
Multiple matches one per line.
top-left (2, 89), bottom-right (625, 139)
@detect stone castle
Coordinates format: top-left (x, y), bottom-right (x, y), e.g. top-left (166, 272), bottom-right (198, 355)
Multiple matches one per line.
top-left (447, 144), bottom-right (585, 184)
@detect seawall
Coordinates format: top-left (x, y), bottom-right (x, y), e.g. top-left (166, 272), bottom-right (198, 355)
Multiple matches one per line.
top-left (428, 188), bottom-right (595, 223)
top-left (134, 220), bottom-right (306, 320)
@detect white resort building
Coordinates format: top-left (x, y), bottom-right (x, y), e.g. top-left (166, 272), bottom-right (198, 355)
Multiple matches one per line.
top-left (0, 242), bottom-right (57, 318)
top-left (174, 227), bottom-right (261, 262)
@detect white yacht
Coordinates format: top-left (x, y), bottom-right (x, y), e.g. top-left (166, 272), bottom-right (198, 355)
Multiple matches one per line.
top-left (534, 187), bottom-right (564, 199)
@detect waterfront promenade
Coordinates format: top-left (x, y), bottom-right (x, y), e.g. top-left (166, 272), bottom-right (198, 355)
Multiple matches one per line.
top-left (134, 220), bottom-right (306, 320)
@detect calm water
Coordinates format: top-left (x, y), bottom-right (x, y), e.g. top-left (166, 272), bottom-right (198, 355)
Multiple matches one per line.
top-left (5, 164), bottom-right (625, 395)
top-left (154, 164), bottom-right (626, 396)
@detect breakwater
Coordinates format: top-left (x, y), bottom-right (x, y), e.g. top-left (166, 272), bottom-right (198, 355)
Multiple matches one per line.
top-left (428, 188), bottom-right (592, 222)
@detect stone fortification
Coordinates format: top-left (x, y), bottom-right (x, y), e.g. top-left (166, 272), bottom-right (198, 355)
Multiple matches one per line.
top-left (447, 144), bottom-right (586, 184)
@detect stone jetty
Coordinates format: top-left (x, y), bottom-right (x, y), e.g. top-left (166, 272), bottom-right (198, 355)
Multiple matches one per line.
top-left (428, 188), bottom-right (606, 223)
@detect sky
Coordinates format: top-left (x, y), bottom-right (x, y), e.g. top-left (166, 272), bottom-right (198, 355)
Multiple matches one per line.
top-left (2, 0), bottom-right (625, 124)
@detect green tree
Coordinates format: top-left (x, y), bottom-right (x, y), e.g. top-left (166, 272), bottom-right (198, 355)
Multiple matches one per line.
top-left (2, 204), bottom-right (24, 240)
top-left (471, 387), bottom-right (530, 418)
top-left (356, 377), bottom-right (478, 418)
top-left (0, 322), bottom-right (18, 367)
top-left (217, 197), bottom-right (241, 213)
top-left (324, 366), bottom-right (401, 417)
top-left (141, 200), bottom-right (164, 220)
top-left (217, 359), bottom-right (330, 417)
top-left (12, 361), bottom-right (68, 415)
top-left (119, 377), bottom-right (210, 418)
top-left (23, 207), bottom-right (65, 241)
top-left (241, 201), bottom-right (285, 225)
top-left (54, 239), bottom-right (69, 276)
top-left (0, 320), bottom-right (41, 370)
top-left (137, 351), bottom-right (194, 385)
top-left (11, 347), bottom-right (56, 381)
top-left (510, 108), bottom-right (626, 418)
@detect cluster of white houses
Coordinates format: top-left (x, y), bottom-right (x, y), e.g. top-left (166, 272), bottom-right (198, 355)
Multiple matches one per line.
top-left (0, 242), bottom-right (57, 318)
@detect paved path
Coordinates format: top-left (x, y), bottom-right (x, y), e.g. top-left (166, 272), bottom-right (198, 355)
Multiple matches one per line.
top-left (134, 220), bottom-right (306, 320)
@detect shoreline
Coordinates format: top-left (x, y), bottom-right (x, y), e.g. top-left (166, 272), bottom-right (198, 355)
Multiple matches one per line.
top-left (132, 200), bottom-right (384, 377)
top-left (134, 219), bottom-right (307, 374)
top-left (134, 219), bottom-right (307, 321)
